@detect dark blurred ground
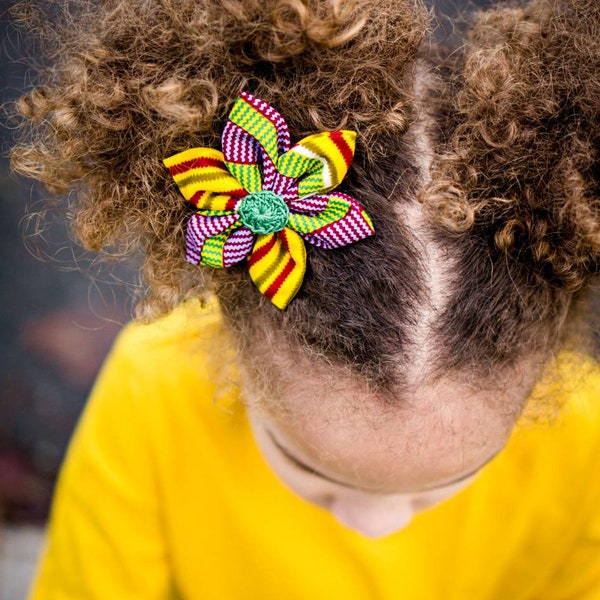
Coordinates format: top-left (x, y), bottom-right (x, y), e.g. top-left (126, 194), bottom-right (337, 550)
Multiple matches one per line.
top-left (0, 6), bottom-right (132, 523)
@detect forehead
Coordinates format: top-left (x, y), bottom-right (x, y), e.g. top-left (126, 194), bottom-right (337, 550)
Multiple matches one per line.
top-left (252, 367), bottom-right (533, 493)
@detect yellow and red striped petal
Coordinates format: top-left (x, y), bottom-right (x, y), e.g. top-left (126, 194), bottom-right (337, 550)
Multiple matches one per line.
top-left (248, 228), bottom-right (306, 309)
top-left (277, 130), bottom-right (356, 197)
top-left (163, 147), bottom-right (245, 210)
top-left (187, 191), bottom-right (242, 212)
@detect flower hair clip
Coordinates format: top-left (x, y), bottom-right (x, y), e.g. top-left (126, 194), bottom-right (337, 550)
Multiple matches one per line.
top-left (163, 92), bottom-right (375, 309)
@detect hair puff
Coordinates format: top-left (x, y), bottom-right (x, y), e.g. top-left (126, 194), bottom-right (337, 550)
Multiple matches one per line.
top-left (421, 0), bottom-right (600, 291)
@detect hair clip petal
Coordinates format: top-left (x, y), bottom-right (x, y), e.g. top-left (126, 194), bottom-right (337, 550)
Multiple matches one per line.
top-left (248, 229), bottom-right (307, 310)
top-left (164, 92), bottom-right (374, 309)
top-left (291, 194), bottom-right (375, 250)
top-left (163, 148), bottom-right (245, 207)
top-left (277, 130), bottom-right (356, 196)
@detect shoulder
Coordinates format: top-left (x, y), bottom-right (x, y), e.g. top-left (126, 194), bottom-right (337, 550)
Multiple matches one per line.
top-left (106, 298), bottom-right (235, 392)
top-left (527, 351), bottom-right (600, 438)
top-left (86, 298), bottom-right (241, 429)
top-left (111, 298), bottom-right (225, 363)
top-left (504, 351), bottom-right (600, 507)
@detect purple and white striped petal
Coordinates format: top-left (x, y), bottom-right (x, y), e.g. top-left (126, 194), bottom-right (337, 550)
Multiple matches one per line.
top-left (300, 197), bottom-right (374, 250)
top-left (287, 195), bottom-right (330, 214)
top-left (222, 227), bottom-right (255, 267)
top-left (261, 154), bottom-right (279, 192)
top-left (185, 213), bottom-right (240, 264)
top-left (222, 121), bottom-right (261, 166)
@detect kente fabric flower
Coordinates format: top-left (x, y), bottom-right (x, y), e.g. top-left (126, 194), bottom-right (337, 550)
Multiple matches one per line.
top-left (163, 91), bottom-right (375, 309)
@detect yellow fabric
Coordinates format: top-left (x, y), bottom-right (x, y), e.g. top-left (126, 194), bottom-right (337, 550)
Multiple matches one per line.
top-left (248, 228), bottom-right (306, 310)
top-left (278, 130), bottom-right (356, 194)
top-left (163, 147), bottom-right (243, 205)
top-left (28, 302), bottom-right (600, 600)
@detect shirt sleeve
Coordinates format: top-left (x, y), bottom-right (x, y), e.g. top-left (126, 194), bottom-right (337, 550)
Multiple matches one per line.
top-left (27, 331), bottom-right (174, 599)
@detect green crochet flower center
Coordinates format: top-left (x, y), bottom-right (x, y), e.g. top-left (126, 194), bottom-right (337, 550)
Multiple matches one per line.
top-left (239, 191), bottom-right (289, 235)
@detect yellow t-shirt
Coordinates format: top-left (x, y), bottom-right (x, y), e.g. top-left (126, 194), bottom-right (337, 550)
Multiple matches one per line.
top-left (29, 302), bottom-right (600, 600)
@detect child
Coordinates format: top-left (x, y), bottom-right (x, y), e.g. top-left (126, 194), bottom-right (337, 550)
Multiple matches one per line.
top-left (11, 0), bottom-right (600, 597)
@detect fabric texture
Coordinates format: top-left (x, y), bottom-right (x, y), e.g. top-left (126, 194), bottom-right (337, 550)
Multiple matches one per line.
top-left (163, 92), bottom-right (375, 309)
top-left (29, 302), bottom-right (600, 600)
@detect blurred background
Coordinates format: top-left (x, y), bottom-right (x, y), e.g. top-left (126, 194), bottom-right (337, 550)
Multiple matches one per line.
top-left (0, 0), bottom-right (528, 597)
top-left (0, 2), bottom-right (133, 596)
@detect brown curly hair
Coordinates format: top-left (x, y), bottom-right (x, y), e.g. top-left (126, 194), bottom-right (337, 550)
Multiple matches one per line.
top-left (9, 0), bottom-right (600, 390)
top-left (419, 0), bottom-right (600, 372)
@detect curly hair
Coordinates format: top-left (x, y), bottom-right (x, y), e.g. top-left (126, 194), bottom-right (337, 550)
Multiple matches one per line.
top-left (9, 0), bottom-right (600, 391)
top-left (420, 0), bottom-right (600, 371)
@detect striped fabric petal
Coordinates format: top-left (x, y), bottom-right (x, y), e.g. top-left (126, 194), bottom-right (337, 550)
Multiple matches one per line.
top-left (222, 227), bottom-right (255, 267)
top-left (248, 228), bottom-right (307, 310)
top-left (226, 91), bottom-right (290, 162)
top-left (270, 171), bottom-right (297, 200)
top-left (223, 92), bottom-right (291, 194)
top-left (221, 121), bottom-right (263, 193)
top-left (297, 194), bottom-right (375, 250)
top-left (185, 213), bottom-right (241, 267)
top-left (277, 130), bottom-right (356, 197)
top-left (287, 195), bottom-right (352, 234)
top-left (287, 195), bottom-right (330, 214)
top-left (163, 148), bottom-right (245, 210)
top-left (186, 191), bottom-right (243, 212)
